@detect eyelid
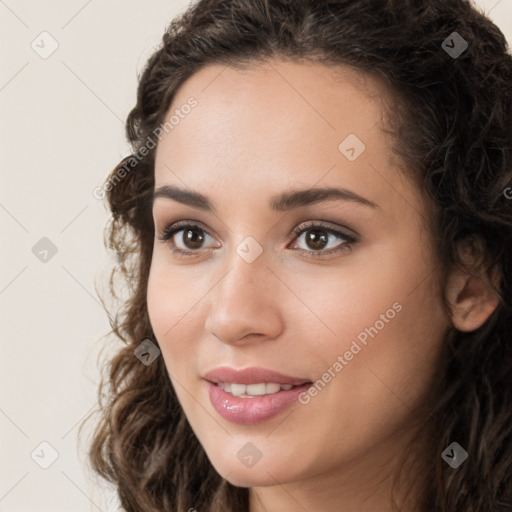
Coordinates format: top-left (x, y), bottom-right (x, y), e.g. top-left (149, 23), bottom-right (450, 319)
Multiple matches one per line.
top-left (158, 219), bottom-right (218, 245)
top-left (292, 219), bottom-right (357, 239)
top-left (289, 221), bottom-right (356, 256)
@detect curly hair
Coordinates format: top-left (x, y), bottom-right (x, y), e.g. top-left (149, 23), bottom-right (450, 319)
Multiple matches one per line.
top-left (81, 0), bottom-right (512, 510)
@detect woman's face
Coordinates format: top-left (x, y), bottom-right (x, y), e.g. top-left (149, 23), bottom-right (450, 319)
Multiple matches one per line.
top-left (147, 59), bottom-right (450, 499)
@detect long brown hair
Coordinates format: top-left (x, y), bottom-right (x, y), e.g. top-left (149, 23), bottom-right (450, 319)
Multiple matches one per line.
top-left (81, 0), bottom-right (512, 510)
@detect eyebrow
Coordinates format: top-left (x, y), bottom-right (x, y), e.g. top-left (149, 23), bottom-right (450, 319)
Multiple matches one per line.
top-left (152, 185), bottom-right (379, 211)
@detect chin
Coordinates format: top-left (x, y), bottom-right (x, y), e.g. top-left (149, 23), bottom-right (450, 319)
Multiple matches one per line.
top-left (222, 470), bottom-right (279, 488)
top-left (209, 455), bottom-right (296, 488)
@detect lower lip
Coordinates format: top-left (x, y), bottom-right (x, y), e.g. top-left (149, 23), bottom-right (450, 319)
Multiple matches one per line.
top-left (205, 380), bottom-right (312, 425)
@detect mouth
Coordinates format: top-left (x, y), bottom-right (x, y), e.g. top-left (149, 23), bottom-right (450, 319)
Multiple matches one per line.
top-left (205, 380), bottom-right (313, 425)
top-left (202, 366), bottom-right (313, 424)
top-left (213, 381), bottom-right (309, 398)
top-left (203, 366), bottom-right (311, 387)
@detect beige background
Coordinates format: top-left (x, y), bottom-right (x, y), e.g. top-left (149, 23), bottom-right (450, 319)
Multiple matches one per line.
top-left (0, 1), bottom-right (510, 510)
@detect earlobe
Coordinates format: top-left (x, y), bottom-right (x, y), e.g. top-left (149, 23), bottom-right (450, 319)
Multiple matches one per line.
top-left (445, 239), bottom-right (501, 332)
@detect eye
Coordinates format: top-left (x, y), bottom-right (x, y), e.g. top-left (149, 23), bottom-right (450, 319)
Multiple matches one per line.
top-left (157, 220), bottom-right (218, 257)
top-left (157, 220), bottom-right (357, 259)
top-left (290, 221), bottom-right (356, 259)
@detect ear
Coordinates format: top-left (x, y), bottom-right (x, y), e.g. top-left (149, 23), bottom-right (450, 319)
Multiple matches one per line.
top-left (445, 237), bottom-right (501, 332)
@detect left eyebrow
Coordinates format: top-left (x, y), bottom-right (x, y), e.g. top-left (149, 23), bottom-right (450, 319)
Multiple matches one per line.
top-left (152, 185), bottom-right (380, 211)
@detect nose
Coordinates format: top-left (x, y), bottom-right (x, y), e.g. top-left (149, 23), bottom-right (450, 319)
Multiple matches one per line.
top-left (204, 247), bottom-right (284, 346)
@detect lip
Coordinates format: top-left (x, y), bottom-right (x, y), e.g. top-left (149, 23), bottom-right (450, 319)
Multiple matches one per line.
top-left (202, 366), bottom-right (311, 386)
top-left (202, 366), bottom-right (312, 425)
top-left (205, 380), bottom-right (312, 425)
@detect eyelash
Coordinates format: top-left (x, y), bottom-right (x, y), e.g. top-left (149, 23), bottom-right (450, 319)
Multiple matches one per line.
top-left (157, 220), bottom-right (357, 259)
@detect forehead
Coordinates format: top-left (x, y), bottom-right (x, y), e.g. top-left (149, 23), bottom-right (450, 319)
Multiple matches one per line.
top-left (156, 58), bottom-right (392, 164)
top-left (153, 58), bottom-right (424, 224)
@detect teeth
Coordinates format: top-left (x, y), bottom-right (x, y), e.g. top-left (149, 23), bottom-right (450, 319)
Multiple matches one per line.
top-left (231, 383), bottom-right (246, 396)
top-left (218, 382), bottom-right (295, 397)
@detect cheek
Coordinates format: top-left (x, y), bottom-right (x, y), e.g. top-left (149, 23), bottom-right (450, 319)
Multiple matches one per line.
top-left (146, 257), bottom-right (223, 401)
top-left (287, 276), bottom-right (446, 473)
top-left (147, 265), bottom-right (169, 341)
top-left (297, 238), bottom-right (447, 407)
top-left (146, 254), bottom-right (207, 339)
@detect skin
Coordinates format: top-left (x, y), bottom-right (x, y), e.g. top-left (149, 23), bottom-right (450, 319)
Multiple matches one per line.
top-left (147, 58), bottom-right (499, 512)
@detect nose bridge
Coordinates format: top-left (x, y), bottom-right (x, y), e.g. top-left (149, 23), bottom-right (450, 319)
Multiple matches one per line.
top-left (205, 240), bottom-right (283, 344)
top-left (215, 239), bottom-right (271, 315)
top-left (219, 226), bottom-right (272, 291)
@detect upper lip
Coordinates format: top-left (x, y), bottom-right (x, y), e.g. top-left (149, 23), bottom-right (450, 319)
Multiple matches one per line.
top-left (203, 366), bottom-right (311, 386)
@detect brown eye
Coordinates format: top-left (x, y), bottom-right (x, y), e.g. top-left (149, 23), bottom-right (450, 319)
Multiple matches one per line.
top-left (290, 222), bottom-right (356, 258)
top-left (302, 228), bottom-right (330, 251)
top-left (178, 227), bottom-right (206, 250)
top-left (158, 221), bottom-right (217, 256)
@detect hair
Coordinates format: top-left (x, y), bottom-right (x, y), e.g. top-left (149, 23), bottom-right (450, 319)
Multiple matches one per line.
top-left (81, 0), bottom-right (512, 510)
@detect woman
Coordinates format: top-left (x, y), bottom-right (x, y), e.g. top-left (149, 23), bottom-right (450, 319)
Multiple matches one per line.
top-left (84, 0), bottom-right (512, 510)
